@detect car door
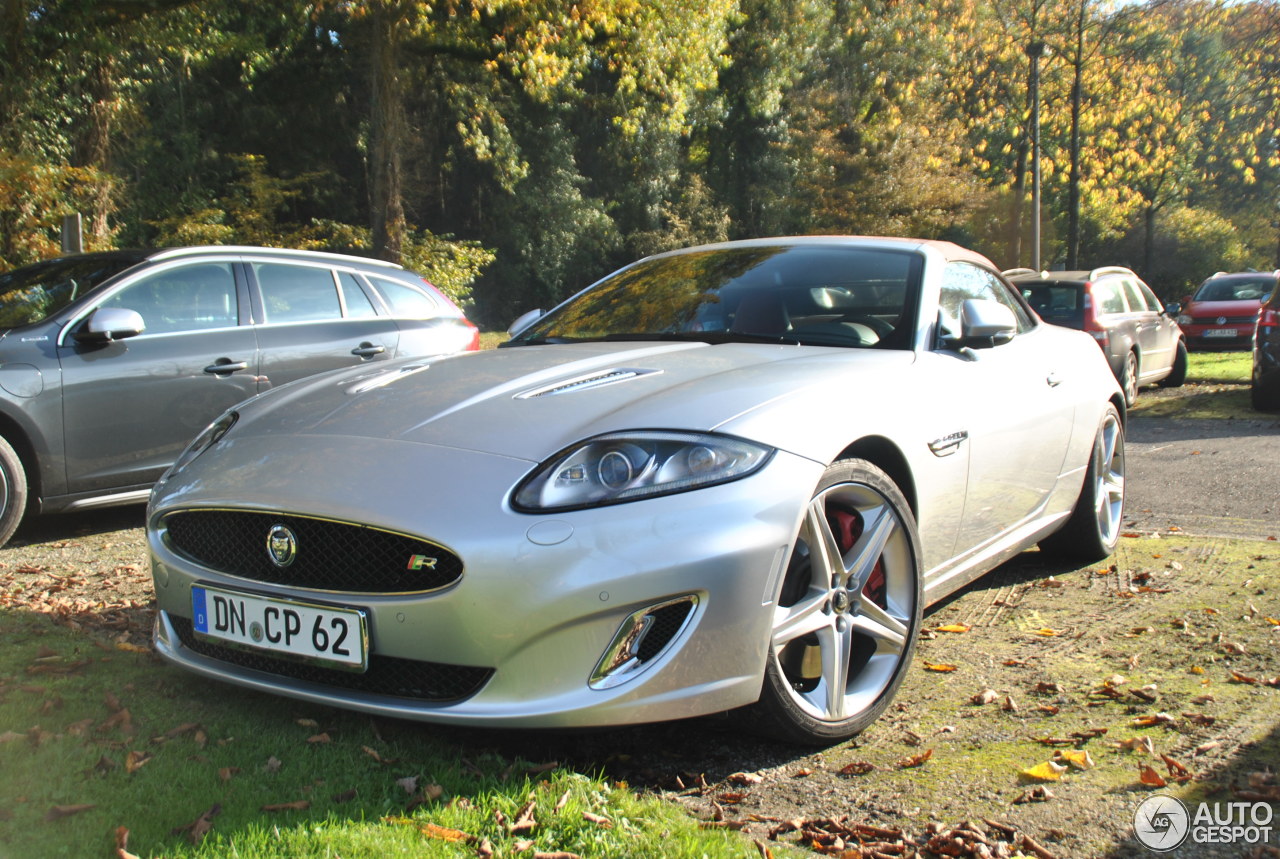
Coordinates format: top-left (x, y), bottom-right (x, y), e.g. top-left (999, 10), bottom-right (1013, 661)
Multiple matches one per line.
top-left (1135, 279), bottom-right (1178, 376)
top-left (1122, 278), bottom-right (1174, 378)
top-left (249, 261), bottom-right (400, 390)
top-left (938, 263), bottom-right (1078, 554)
top-left (57, 260), bottom-right (259, 495)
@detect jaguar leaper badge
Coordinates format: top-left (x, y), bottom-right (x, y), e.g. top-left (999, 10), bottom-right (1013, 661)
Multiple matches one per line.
top-left (266, 524), bottom-right (298, 568)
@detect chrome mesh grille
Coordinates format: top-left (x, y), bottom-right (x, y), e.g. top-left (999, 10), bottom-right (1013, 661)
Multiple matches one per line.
top-left (163, 510), bottom-right (462, 594)
top-left (636, 599), bottom-right (694, 662)
top-left (170, 616), bottom-right (492, 702)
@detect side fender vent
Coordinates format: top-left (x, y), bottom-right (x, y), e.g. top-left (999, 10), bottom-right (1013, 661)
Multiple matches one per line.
top-left (589, 595), bottom-right (697, 690)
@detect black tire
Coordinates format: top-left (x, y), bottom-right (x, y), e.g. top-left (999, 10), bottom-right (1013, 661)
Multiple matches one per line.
top-left (1158, 340), bottom-right (1188, 388)
top-left (1039, 404), bottom-right (1125, 562)
top-left (1253, 375), bottom-right (1280, 411)
top-left (1119, 351), bottom-right (1139, 407)
top-left (0, 436), bottom-right (29, 548)
top-left (749, 459), bottom-right (923, 745)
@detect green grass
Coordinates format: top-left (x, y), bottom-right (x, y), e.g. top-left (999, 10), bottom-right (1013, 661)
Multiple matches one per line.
top-left (1185, 349), bottom-right (1251, 384)
top-left (0, 612), bottom-right (791, 859)
top-left (1129, 350), bottom-right (1260, 419)
top-left (478, 331), bottom-right (507, 350)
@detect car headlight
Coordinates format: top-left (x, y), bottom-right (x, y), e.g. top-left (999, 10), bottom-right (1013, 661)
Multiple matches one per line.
top-left (168, 411), bottom-right (239, 477)
top-left (512, 431), bottom-right (774, 512)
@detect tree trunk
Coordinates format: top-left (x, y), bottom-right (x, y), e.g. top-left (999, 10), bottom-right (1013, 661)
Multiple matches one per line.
top-left (369, 0), bottom-right (407, 264)
top-left (1066, 4), bottom-right (1085, 270)
top-left (74, 55), bottom-right (118, 244)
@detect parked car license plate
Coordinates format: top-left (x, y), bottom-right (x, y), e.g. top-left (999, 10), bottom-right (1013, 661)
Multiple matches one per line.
top-left (191, 585), bottom-right (367, 670)
top-left (1204, 328), bottom-right (1239, 338)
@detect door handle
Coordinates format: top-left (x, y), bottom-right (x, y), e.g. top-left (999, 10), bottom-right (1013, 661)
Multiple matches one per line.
top-left (352, 342), bottom-right (387, 358)
top-left (204, 359), bottom-right (249, 375)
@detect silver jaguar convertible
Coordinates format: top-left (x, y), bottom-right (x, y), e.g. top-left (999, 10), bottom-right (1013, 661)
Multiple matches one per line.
top-left (148, 237), bottom-right (1125, 744)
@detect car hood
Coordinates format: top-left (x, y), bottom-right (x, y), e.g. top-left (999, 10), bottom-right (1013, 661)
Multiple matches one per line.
top-left (1186, 298), bottom-right (1261, 316)
top-left (234, 341), bottom-right (914, 462)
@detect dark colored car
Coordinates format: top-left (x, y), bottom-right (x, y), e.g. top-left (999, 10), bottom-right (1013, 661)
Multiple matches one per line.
top-left (1006, 266), bottom-right (1186, 407)
top-left (1253, 279), bottom-right (1280, 411)
top-left (1175, 271), bottom-right (1276, 350)
top-left (0, 246), bottom-right (479, 546)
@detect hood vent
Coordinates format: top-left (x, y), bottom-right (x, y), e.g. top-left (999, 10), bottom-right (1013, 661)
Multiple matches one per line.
top-left (516, 367), bottom-right (661, 399)
top-left (346, 363), bottom-right (432, 394)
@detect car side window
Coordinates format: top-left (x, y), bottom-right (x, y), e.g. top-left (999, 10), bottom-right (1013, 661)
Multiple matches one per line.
top-left (338, 272), bottom-right (378, 319)
top-left (1120, 279), bottom-right (1148, 313)
top-left (98, 263), bottom-right (238, 335)
top-left (368, 276), bottom-right (440, 319)
top-left (256, 263), bottom-right (343, 323)
top-left (940, 262), bottom-right (1033, 335)
top-left (1093, 280), bottom-right (1127, 315)
top-left (1137, 281), bottom-right (1163, 312)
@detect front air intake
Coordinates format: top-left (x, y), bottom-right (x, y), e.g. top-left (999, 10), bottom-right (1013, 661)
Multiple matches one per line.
top-left (589, 595), bottom-right (697, 690)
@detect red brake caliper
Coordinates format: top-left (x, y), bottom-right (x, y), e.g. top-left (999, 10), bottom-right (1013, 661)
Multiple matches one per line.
top-left (829, 504), bottom-right (886, 606)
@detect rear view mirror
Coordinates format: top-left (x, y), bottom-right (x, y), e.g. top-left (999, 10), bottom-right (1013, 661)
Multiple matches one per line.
top-left (73, 307), bottom-right (146, 344)
top-left (507, 308), bottom-right (543, 337)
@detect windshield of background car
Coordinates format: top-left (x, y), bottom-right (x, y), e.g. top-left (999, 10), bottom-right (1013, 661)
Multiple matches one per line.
top-left (0, 255), bottom-right (143, 328)
top-left (1194, 276), bottom-right (1274, 302)
top-left (508, 245), bottom-right (923, 349)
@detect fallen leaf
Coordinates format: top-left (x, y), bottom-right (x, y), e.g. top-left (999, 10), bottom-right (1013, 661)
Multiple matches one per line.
top-left (1013, 786), bottom-right (1055, 804)
top-left (306, 732), bottom-right (331, 744)
top-left (261, 800), bottom-right (310, 812)
top-left (728, 771), bottom-right (763, 786)
top-left (172, 803), bottom-right (220, 845)
top-left (218, 767), bottom-right (240, 782)
top-left (396, 776), bottom-right (419, 795)
top-left (838, 761), bottom-right (876, 776)
top-left (923, 661), bottom-right (957, 672)
top-left (934, 623), bottom-right (971, 633)
top-left (114, 825), bottom-right (141, 859)
top-left (1054, 749), bottom-right (1094, 770)
top-left (44, 803), bottom-right (95, 821)
top-left (897, 749), bottom-right (933, 768)
top-left (971, 689), bottom-right (999, 705)
top-left (1138, 764), bottom-right (1168, 788)
top-left (124, 751), bottom-right (152, 774)
top-left (1034, 628), bottom-right (1061, 637)
top-left (1020, 761), bottom-right (1068, 782)
top-left (1229, 670), bottom-right (1258, 685)
top-left (264, 756), bottom-right (282, 773)
top-left (582, 811), bottom-right (612, 827)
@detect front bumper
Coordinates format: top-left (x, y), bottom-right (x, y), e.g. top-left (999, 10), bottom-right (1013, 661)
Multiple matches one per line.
top-left (149, 434), bottom-right (824, 728)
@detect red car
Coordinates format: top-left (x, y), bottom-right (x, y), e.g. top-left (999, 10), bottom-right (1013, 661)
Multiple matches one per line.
top-left (1176, 271), bottom-right (1277, 350)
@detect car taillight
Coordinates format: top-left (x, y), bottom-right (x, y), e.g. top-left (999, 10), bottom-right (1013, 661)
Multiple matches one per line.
top-left (463, 322), bottom-right (481, 351)
top-left (1082, 287), bottom-right (1109, 350)
top-left (1260, 307), bottom-right (1279, 328)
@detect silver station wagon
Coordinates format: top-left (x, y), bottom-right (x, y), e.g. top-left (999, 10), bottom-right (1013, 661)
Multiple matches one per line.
top-left (0, 246), bottom-right (478, 546)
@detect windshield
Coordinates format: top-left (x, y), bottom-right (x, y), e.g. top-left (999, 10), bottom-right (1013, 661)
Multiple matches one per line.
top-left (508, 245), bottom-right (922, 350)
top-left (1194, 276), bottom-right (1273, 303)
top-left (0, 254), bottom-right (144, 328)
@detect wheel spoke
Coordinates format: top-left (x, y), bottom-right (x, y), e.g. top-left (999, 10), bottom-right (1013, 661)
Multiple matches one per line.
top-left (846, 503), bottom-right (895, 592)
top-left (818, 623), bottom-right (853, 719)
top-left (850, 596), bottom-right (908, 651)
top-left (771, 591), bottom-right (831, 649)
top-left (804, 496), bottom-right (845, 590)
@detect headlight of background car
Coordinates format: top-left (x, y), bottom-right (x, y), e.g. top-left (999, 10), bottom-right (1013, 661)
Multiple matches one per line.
top-left (167, 410), bottom-right (239, 478)
top-left (513, 431), bottom-right (774, 512)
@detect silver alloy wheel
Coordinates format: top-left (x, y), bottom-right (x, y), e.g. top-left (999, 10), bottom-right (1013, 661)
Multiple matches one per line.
top-left (1122, 351), bottom-right (1138, 406)
top-left (1091, 409), bottom-right (1125, 547)
top-left (771, 480), bottom-right (916, 723)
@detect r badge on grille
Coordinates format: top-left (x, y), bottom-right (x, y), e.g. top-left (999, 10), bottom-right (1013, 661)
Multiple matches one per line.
top-left (266, 524), bottom-right (298, 568)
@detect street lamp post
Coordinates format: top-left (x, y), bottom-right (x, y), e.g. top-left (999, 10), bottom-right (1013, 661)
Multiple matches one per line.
top-left (1026, 40), bottom-right (1047, 271)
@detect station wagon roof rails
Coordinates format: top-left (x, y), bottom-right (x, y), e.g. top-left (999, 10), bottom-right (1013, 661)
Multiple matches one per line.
top-left (147, 246), bottom-right (404, 269)
top-left (1001, 267), bottom-right (1043, 278)
top-left (1088, 266), bottom-right (1135, 280)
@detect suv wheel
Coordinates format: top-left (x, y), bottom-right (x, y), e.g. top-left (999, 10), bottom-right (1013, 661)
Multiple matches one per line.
top-left (1158, 341), bottom-right (1187, 388)
top-left (0, 436), bottom-right (29, 548)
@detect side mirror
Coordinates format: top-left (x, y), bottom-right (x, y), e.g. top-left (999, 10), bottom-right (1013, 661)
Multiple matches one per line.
top-left (953, 299), bottom-right (1017, 348)
top-left (72, 307), bottom-right (146, 344)
top-left (507, 308), bottom-right (543, 337)
top-left (1164, 301), bottom-right (1181, 316)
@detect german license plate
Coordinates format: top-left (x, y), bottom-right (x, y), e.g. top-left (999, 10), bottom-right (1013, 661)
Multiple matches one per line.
top-left (1204, 328), bottom-right (1238, 338)
top-left (191, 585), bottom-right (367, 670)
